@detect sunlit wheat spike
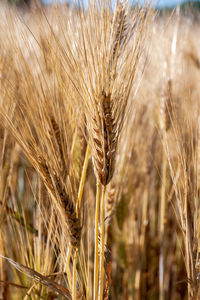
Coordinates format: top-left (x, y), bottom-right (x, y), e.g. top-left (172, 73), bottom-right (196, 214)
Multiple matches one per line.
top-left (92, 91), bottom-right (116, 186)
top-left (103, 245), bottom-right (112, 300)
top-left (160, 80), bottom-right (173, 132)
top-left (61, 2), bottom-right (151, 189)
top-left (50, 116), bottom-right (63, 158)
top-left (110, 1), bottom-right (128, 69)
top-left (0, 107), bottom-right (82, 247)
top-left (97, 237), bottom-right (112, 299)
top-left (50, 115), bottom-right (68, 178)
top-left (37, 155), bottom-right (82, 247)
top-left (105, 183), bottom-right (116, 221)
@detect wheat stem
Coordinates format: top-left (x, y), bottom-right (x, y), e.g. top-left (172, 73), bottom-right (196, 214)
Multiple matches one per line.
top-left (77, 144), bottom-right (91, 213)
top-left (93, 179), bottom-right (100, 300)
top-left (135, 179), bottom-right (149, 300)
top-left (98, 185), bottom-right (106, 300)
top-left (159, 129), bottom-right (167, 300)
top-left (64, 143), bottom-right (91, 296)
top-left (65, 245), bottom-right (73, 290)
top-left (67, 144), bottom-right (91, 293)
top-left (72, 248), bottom-right (78, 300)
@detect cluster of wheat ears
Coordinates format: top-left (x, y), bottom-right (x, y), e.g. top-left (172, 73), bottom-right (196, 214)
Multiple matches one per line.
top-left (0, 1), bottom-right (200, 299)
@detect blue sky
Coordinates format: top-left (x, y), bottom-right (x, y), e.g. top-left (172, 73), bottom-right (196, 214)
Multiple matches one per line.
top-left (139, 0), bottom-right (189, 7)
top-left (41, 0), bottom-right (195, 8)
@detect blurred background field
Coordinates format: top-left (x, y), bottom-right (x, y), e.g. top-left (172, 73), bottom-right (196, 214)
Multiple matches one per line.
top-left (0, 1), bottom-right (200, 300)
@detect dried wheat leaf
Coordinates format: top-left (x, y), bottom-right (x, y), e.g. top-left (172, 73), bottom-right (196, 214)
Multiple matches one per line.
top-left (0, 255), bottom-right (72, 300)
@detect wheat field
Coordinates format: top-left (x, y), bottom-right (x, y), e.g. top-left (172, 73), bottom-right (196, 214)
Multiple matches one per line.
top-left (0, 1), bottom-right (200, 299)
